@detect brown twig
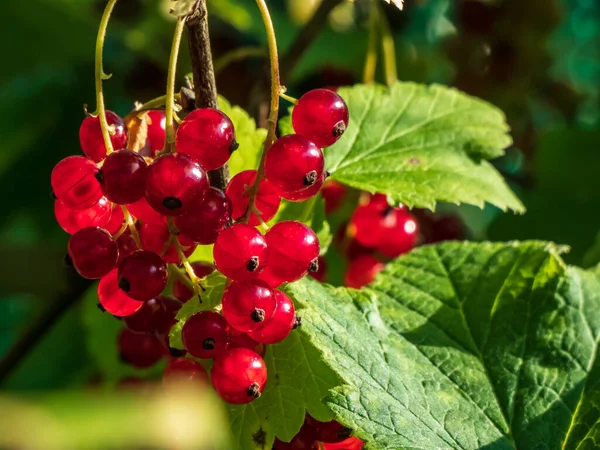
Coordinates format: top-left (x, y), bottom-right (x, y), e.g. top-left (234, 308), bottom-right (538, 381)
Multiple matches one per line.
top-left (186, 0), bottom-right (229, 190)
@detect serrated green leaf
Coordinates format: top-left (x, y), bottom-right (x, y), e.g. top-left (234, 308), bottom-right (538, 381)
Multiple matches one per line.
top-left (270, 194), bottom-right (332, 256)
top-left (218, 96), bottom-right (267, 177)
top-left (169, 271), bottom-right (227, 349)
top-left (285, 241), bottom-right (600, 449)
top-left (323, 83), bottom-right (523, 212)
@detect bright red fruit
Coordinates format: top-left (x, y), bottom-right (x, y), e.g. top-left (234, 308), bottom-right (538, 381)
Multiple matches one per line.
top-left (376, 212), bottom-right (418, 258)
top-left (292, 89), bottom-right (349, 148)
top-left (54, 197), bottom-right (112, 234)
top-left (222, 280), bottom-right (276, 333)
top-left (213, 223), bottom-right (269, 281)
top-left (97, 150), bottom-right (148, 204)
top-left (226, 170), bottom-right (281, 226)
top-left (259, 221), bottom-right (319, 288)
top-left (105, 204), bottom-right (125, 235)
top-left (249, 290), bottom-right (296, 344)
top-left (344, 255), bottom-right (385, 289)
top-left (126, 197), bottom-right (165, 225)
top-left (124, 296), bottom-right (170, 333)
top-left (349, 194), bottom-right (407, 248)
top-left (163, 358), bottom-right (208, 385)
top-left (228, 329), bottom-right (266, 357)
top-left (305, 416), bottom-right (350, 443)
top-left (211, 348), bottom-right (267, 404)
top-left (79, 111), bottom-right (127, 162)
top-left (146, 110), bottom-right (167, 155)
top-left (174, 187), bottom-right (232, 244)
top-left (264, 135), bottom-right (324, 197)
top-left (68, 227), bottom-right (118, 279)
top-left (145, 153), bottom-right (209, 216)
top-left (321, 180), bottom-right (347, 214)
top-left (308, 256), bottom-right (326, 282)
top-left (182, 311), bottom-right (230, 359)
top-left (173, 261), bottom-right (215, 302)
top-left (321, 437), bottom-right (363, 450)
top-left (176, 108), bottom-right (237, 170)
top-left (279, 175), bottom-right (324, 203)
top-left (51, 156), bottom-right (102, 210)
top-left (116, 230), bottom-right (138, 265)
top-left (117, 250), bottom-right (168, 301)
top-left (98, 269), bottom-right (144, 316)
top-left (117, 328), bottom-right (163, 368)
top-left (139, 222), bottom-right (196, 264)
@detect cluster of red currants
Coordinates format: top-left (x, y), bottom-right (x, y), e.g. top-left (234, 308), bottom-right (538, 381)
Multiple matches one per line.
top-left (274, 414), bottom-right (363, 450)
top-left (51, 88), bottom-right (350, 406)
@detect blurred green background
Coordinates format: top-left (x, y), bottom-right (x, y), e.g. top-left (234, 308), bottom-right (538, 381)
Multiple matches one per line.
top-left (0, 0), bottom-right (597, 444)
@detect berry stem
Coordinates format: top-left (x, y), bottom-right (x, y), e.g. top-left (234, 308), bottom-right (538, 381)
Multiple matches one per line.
top-left (363, 0), bottom-right (379, 84)
top-left (279, 91), bottom-right (298, 105)
top-left (164, 17), bottom-right (187, 152)
top-left (242, 0), bottom-right (281, 223)
top-left (378, 2), bottom-right (397, 86)
top-left (134, 94), bottom-right (171, 112)
top-left (167, 217), bottom-right (205, 297)
top-left (120, 205), bottom-right (142, 249)
top-left (94, 0), bottom-right (119, 155)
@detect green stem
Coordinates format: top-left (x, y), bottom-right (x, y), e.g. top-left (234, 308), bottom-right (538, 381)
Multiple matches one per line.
top-left (94, 0), bottom-right (119, 155)
top-left (242, 0), bottom-right (281, 223)
top-left (378, 2), bottom-right (397, 86)
top-left (363, 0), bottom-right (378, 84)
top-left (279, 92), bottom-right (298, 105)
top-left (214, 46), bottom-right (266, 74)
top-left (135, 94), bottom-right (171, 112)
top-left (164, 17), bottom-right (186, 152)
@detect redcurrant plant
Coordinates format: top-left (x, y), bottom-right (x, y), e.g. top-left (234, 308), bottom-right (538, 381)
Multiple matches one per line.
top-left (56, 0), bottom-right (600, 449)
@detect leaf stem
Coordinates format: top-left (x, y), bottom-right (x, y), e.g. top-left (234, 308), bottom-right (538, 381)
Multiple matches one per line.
top-left (378, 2), bottom-right (397, 86)
top-left (363, 0), bottom-right (379, 84)
top-left (242, 0), bottom-right (281, 223)
top-left (164, 17), bottom-right (187, 152)
top-left (94, 0), bottom-right (119, 156)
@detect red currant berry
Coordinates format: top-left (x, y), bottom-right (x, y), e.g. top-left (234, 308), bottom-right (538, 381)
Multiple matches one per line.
top-left (174, 187), bottom-right (232, 244)
top-left (98, 269), bottom-right (144, 317)
top-left (274, 435), bottom-right (318, 450)
top-left (118, 250), bottom-right (168, 301)
top-left (173, 261), bottom-right (215, 302)
top-left (259, 221), bottom-right (319, 287)
top-left (146, 110), bottom-right (167, 155)
top-left (308, 256), bottom-right (326, 282)
top-left (344, 255), bottom-right (385, 289)
top-left (211, 348), bottom-right (267, 404)
top-left (163, 358), bottom-right (208, 385)
top-left (182, 311), bottom-right (230, 359)
top-left (68, 227), bottom-right (118, 279)
top-left (155, 296), bottom-right (184, 334)
top-left (51, 156), bottom-right (102, 210)
top-left (292, 89), bottom-right (349, 148)
top-left (264, 135), bottom-right (324, 196)
top-left (349, 194), bottom-right (405, 248)
top-left (176, 108), bottom-right (238, 170)
top-left (321, 437), bottom-right (363, 450)
top-left (124, 296), bottom-right (169, 333)
top-left (375, 212), bottom-right (418, 258)
top-left (139, 222), bottom-right (196, 264)
top-left (226, 170), bottom-right (281, 226)
top-left (321, 180), bottom-right (347, 214)
top-left (222, 280), bottom-right (276, 332)
top-left (79, 111), bottom-right (128, 162)
top-left (278, 174), bottom-right (324, 202)
top-left (126, 197), bottom-right (165, 225)
top-left (213, 223), bottom-right (269, 281)
top-left (116, 230), bottom-right (138, 265)
top-left (305, 416), bottom-right (350, 444)
top-left (97, 150), bottom-right (148, 204)
top-left (105, 204), bottom-right (125, 235)
top-left (117, 328), bottom-right (163, 369)
top-left (145, 153), bottom-right (209, 216)
top-left (228, 329), bottom-right (266, 357)
top-left (54, 197), bottom-right (112, 234)
top-left (249, 290), bottom-right (296, 344)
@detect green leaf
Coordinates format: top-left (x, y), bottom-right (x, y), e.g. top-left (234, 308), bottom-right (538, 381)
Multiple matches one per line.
top-left (270, 194), bottom-right (332, 256)
top-left (169, 271), bottom-right (228, 349)
top-left (208, 0), bottom-right (254, 31)
top-left (285, 241), bottom-right (600, 449)
top-left (325, 83), bottom-right (523, 212)
top-left (218, 96), bottom-right (267, 177)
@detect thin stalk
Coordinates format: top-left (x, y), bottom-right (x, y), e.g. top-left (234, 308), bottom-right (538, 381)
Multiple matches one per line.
top-left (363, 0), bottom-right (379, 84)
top-left (164, 17), bottom-right (187, 152)
top-left (95, 0), bottom-right (119, 155)
top-left (378, 2), bottom-right (397, 86)
top-left (242, 0), bottom-right (281, 223)
top-left (135, 94), bottom-right (169, 112)
top-left (214, 46), bottom-right (267, 74)
top-left (121, 206), bottom-right (142, 249)
top-left (279, 92), bottom-right (298, 105)
top-left (167, 217), bottom-right (204, 298)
